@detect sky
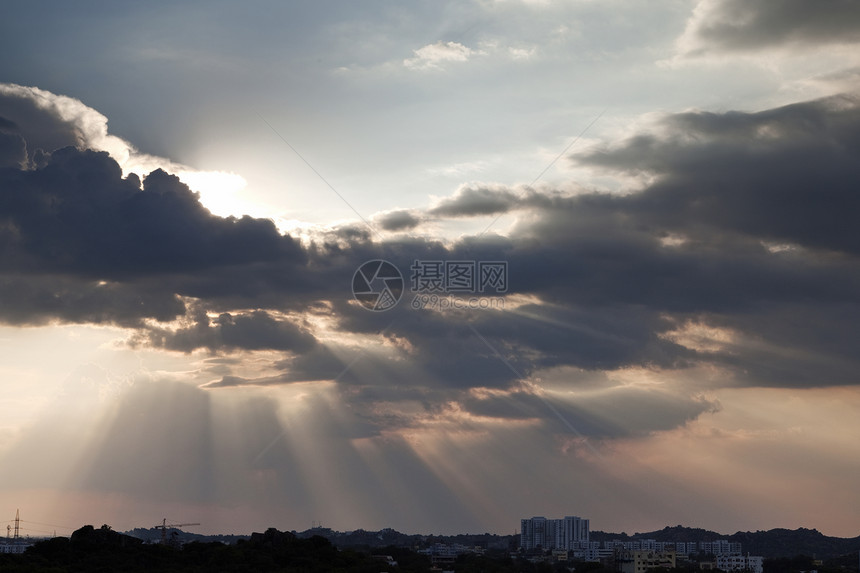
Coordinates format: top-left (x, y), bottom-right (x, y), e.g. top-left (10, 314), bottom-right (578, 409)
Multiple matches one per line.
top-left (0, 0), bottom-right (859, 539)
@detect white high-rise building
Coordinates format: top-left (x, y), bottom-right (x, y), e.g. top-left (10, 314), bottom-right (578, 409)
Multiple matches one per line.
top-left (521, 515), bottom-right (589, 551)
top-left (521, 516), bottom-right (548, 550)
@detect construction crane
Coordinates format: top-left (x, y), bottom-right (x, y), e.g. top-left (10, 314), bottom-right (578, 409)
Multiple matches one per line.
top-left (152, 518), bottom-right (200, 545)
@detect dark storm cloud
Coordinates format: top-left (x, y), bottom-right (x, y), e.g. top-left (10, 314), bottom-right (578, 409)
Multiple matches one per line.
top-left (0, 131), bottom-right (26, 168)
top-left (325, 304), bottom-right (530, 389)
top-left (4, 83), bottom-right (860, 440)
top-left (130, 306), bottom-right (317, 353)
top-left (579, 94), bottom-right (860, 255)
top-left (0, 145), bottom-right (306, 325)
top-left (529, 92), bottom-right (860, 388)
top-left (460, 387), bottom-right (720, 439)
top-left (0, 148), bottom-right (303, 276)
top-left (205, 84), bottom-right (860, 400)
top-left (301, 90), bottom-right (860, 399)
top-left (199, 340), bottom-right (395, 389)
top-left (687, 302), bottom-right (860, 388)
top-left (0, 114), bottom-right (25, 168)
top-left (683, 0), bottom-right (860, 54)
top-left (508, 198), bottom-right (860, 315)
top-left (0, 273), bottom-right (185, 326)
top-left (324, 297), bottom-right (688, 394)
top-left (428, 185), bottom-right (521, 217)
top-left (374, 209), bottom-right (423, 231)
top-left (204, 360), bottom-right (460, 438)
top-left (0, 116), bottom-right (18, 131)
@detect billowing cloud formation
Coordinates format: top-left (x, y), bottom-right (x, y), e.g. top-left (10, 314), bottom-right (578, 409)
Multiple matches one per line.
top-left (0, 147), bottom-right (305, 326)
top-left (428, 184), bottom-right (523, 217)
top-left (374, 209), bottom-right (423, 231)
top-left (679, 0), bottom-right (860, 55)
top-left (0, 130), bottom-right (26, 169)
top-left (2, 83), bottom-right (860, 446)
top-left (0, 83), bottom-right (248, 213)
top-left (404, 41), bottom-right (476, 70)
top-left (460, 385), bottom-right (720, 439)
top-left (580, 94), bottom-right (860, 254)
top-left (130, 306), bottom-right (317, 353)
top-left (0, 83), bottom-right (175, 175)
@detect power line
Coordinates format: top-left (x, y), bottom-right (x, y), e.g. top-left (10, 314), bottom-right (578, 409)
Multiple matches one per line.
top-left (257, 112), bottom-right (380, 240)
top-left (19, 519), bottom-right (75, 530)
top-left (477, 108), bottom-right (606, 238)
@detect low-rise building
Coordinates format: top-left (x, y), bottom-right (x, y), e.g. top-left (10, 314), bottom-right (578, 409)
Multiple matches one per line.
top-left (716, 554), bottom-right (764, 573)
top-left (616, 549), bottom-right (676, 573)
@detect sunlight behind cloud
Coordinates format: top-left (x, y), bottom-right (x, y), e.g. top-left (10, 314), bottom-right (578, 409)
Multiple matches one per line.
top-left (176, 170), bottom-right (254, 218)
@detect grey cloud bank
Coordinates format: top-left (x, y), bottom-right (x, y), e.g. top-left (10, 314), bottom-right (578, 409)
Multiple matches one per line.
top-left (1, 83), bottom-right (859, 437)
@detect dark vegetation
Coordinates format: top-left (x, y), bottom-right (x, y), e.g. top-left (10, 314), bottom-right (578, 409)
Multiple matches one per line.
top-left (292, 527), bottom-right (514, 551)
top-left (0, 524), bottom-right (857, 572)
top-left (0, 525), bottom-right (415, 572)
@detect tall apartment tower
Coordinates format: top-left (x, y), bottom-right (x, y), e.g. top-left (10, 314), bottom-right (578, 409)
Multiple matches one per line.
top-left (521, 516), bottom-right (548, 550)
top-left (560, 515), bottom-right (589, 549)
top-left (521, 515), bottom-right (589, 551)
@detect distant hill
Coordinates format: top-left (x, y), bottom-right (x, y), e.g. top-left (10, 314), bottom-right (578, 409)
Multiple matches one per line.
top-left (592, 525), bottom-right (723, 543)
top-left (728, 528), bottom-right (860, 559)
top-left (119, 523), bottom-right (860, 560)
top-left (125, 526), bottom-right (249, 545)
top-left (592, 525), bottom-right (860, 559)
top-left (293, 526), bottom-right (516, 551)
top-left (71, 524), bottom-right (143, 548)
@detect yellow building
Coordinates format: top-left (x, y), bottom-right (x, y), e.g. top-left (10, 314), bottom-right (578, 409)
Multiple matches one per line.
top-left (616, 549), bottom-right (677, 573)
